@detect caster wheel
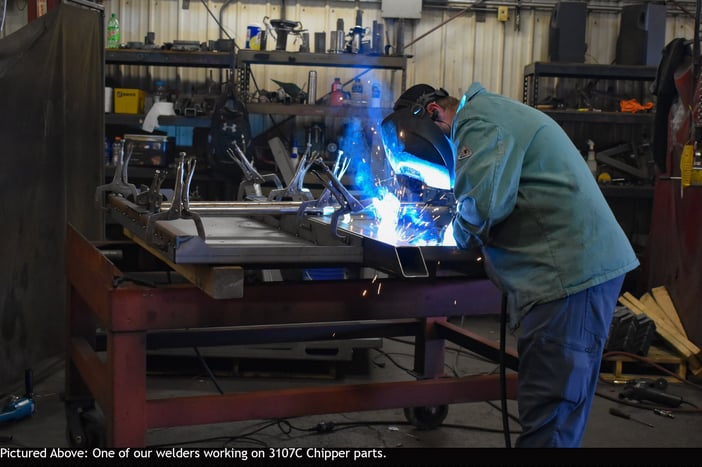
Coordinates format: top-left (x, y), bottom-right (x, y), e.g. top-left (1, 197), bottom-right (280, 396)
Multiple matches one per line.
top-left (66, 409), bottom-right (106, 449)
top-left (403, 405), bottom-right (449, 430)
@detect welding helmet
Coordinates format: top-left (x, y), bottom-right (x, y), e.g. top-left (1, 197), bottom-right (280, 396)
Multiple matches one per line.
top-left (381, 85), bottom-right (455, 190)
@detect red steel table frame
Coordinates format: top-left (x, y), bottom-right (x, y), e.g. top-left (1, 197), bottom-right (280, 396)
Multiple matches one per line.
top-left (64, 225), bottom-right (518, 447)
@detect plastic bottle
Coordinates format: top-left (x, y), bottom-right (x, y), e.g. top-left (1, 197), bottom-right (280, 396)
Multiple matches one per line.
top-left (107, 13), bottom-right (120, 49)
top-left (111, 136), bottom-right (123, 166)
top-left (692, 140), bottom-right (702, 186)
top-left (154, 80), bottom-right (167, 103)
top-left (586, 139), bottom-right (597, 178)
top-left (329, 77), bottom-right (344, 106)
top-left (290, 139), bottom-right (299, 168)
top-left (104, 137), bottom-right (111, 166)
top-left (351, 79), bottom-right (364, 106)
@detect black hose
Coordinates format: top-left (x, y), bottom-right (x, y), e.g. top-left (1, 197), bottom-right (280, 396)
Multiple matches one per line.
top-left (499, 292), bottom-right (512, 448)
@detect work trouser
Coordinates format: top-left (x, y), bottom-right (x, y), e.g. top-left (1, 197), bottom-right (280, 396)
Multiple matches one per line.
top-left (514, 274), bottom-right (625, 448)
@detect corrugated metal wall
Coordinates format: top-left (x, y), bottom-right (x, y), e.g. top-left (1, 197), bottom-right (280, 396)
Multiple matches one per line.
top-left (95, 0), bottom-right (698, 101)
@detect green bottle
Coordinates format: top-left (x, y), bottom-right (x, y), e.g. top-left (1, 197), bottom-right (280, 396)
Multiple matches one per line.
top-left (107, 13), bottom-right (120, 49)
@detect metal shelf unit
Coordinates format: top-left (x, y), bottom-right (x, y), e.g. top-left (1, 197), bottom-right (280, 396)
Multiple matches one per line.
top-left (105, 48), bottom-right (235, 69)
top-left (523, 62), bottom-right (657, 107)
top-left (236, 49), bottom-right (407, 111)
top-left (523, 62), bottom-right (658, 264)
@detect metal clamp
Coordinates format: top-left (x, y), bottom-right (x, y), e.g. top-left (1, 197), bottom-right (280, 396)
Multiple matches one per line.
top-left (135, 169), bottom-right (168, 213)
top-left (146, 153), bottom-right (206, 240)
top-left (227, 142), bottom-right (283, 201)
top-left (315, 150), bottom-right (351, 208)
top-left (94, 141), bottom-right (139, 210)
top-left (267, 143), bottom-right (316, 202)
top-left (297, 154), bottom-right (371, 238)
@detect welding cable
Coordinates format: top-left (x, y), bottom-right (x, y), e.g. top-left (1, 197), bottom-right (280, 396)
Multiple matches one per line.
top-left (147, 420), bottom-right (278, 449)
top-left (282, 419), bottom-right (521, 438)
top-left (600, 351), bottom-right (702, 392)
top-left (596, 350), bottom-right (702, 413)
top-left (499, 292), bottom-right (512, 448)
top-left (192, 346), bottom-right (224, 395)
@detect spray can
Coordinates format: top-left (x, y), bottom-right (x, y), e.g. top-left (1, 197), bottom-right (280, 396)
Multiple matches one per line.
top-left (370, 82), bottom-right (381, 107)
top-left (307, 70), bottom-right (317, 104)
top-left (351, 79), bottom-right (364, 106)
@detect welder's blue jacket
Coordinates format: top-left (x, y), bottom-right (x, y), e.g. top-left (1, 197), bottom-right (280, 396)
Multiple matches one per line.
top-left (451, 83), bottom-right (639, 329)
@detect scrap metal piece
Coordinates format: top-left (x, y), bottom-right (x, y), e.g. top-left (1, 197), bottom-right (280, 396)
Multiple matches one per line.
top-left (94, 141), bottom-right (139, 209)
top-left (146, 153), bottom-right (206, 240)
top-left (595, 142), bottom-right (651, 181)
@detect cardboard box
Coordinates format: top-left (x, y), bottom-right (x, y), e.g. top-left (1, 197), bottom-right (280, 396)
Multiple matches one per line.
top-left (113, 88), bottom-right (145, 114)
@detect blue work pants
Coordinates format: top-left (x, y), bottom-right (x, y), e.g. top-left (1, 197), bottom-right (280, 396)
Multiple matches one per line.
top-left (514, 274), bottom-right (625, 447)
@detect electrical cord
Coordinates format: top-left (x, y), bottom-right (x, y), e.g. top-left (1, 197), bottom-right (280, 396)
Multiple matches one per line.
top-left (147, 419), bottom-right (279, 448)
top-left (600, 350), bottom-right (702, 392)
top-left (499, 292), bottom-right (512, 448)
top-left (597, 350), bottom-right (702, 413)
top-left (192, 346), bottom-right (224, 395)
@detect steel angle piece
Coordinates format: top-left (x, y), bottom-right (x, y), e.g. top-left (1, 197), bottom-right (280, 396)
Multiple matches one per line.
top-left (153, 215), bottom-right (362, 266)
top-left (362, 241), bottom-right (429, 278)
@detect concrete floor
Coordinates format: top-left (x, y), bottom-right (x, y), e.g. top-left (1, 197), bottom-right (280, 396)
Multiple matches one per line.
top-left (1, 315), bottom-right (701, 456)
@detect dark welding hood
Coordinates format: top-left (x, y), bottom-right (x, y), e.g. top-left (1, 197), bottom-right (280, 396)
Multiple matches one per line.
top-left (381, 104), bottom-right (455, 190)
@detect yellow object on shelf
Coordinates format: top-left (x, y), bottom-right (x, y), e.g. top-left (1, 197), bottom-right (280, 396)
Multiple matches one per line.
top-left (680, 144), bottom-right (693, 189)
top-left (113, 88), bottom-right (145, 114)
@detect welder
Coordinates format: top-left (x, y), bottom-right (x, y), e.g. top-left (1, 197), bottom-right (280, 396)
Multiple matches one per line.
top-left (381, 83), bottom-right (640, 447)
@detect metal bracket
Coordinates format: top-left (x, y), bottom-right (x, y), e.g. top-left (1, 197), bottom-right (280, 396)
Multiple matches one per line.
top-left (94, 141), bottom-right (139, 210)
top-left (146, 153), bottom-right (206, 240)
top-left (595, 142), bottom-right (651, 181)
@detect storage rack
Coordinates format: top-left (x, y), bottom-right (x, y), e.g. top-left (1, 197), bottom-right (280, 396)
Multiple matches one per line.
top-left (235, 49), bottom-right (408, 115)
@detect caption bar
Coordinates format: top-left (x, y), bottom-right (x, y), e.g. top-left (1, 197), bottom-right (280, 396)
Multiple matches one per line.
top-left (1, 447), bottom-right (387, 463)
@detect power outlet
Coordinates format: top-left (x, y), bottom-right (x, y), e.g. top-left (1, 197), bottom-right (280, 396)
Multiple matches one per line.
top-left (497, 6), bottom-right (509, 22)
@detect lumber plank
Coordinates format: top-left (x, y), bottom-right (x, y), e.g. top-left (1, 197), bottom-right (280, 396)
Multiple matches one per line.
top-left (621, 294), bottom-right (697, 355)
top-left (123, 229), bottom-right (244, 299)
top-left (651, 286), bottom-right (688, 338)
top-left (618, 294), bottom-right (702, 376)
top-left (640, 293), bottom-right (681, 338)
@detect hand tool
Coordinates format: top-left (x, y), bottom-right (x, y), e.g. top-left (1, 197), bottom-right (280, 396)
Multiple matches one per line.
top-left (653, 408), bottom-right (675, 419)
top-left (619, 378), bottom-right (683, 408)
top-left (609, 407), bottom-right (654, 428)
top-left (0, 369), bottom-right (35, 424)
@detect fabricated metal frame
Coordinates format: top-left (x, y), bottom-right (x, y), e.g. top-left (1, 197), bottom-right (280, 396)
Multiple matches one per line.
top-left (65, 224), bottom-right (518, 447)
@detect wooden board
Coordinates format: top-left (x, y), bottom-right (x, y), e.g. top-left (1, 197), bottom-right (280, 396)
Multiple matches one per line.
top-left (123, 228), bottom-right (244, 299)
top-left (601, 344), bottom-right (687, 383)
top-left (618, 293), bottom-right (701, 376)
top-left (651, 286), bottom-right (688, 338)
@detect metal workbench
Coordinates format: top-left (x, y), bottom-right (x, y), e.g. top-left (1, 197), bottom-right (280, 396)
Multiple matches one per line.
top-left (64, 196), bottom-right (519, 447)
